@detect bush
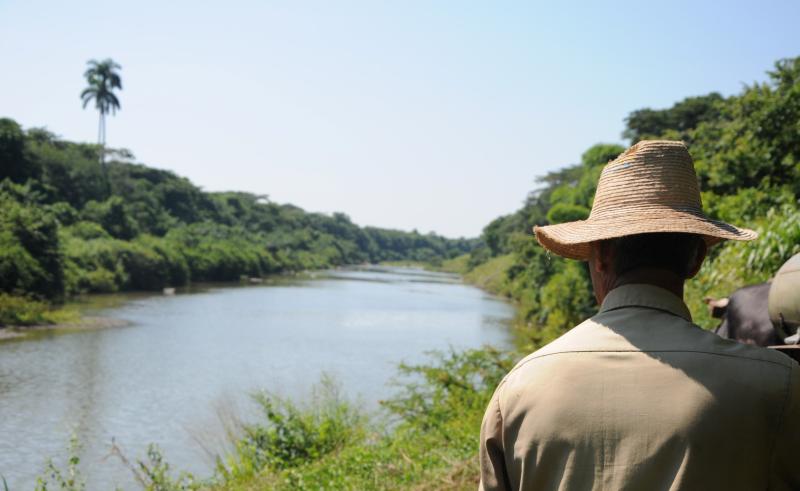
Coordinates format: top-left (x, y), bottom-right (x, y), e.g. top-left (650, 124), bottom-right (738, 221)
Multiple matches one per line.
top-left (545, 203), bottom-right (590, 224)
top-left (121, 444), bottom-right (201, 491)
top-left (34, 434), bottom-right (85, 491)
top-left (0, 293), bottom-right (49, 326)
top-left (383, 347), bottom-right (514, 431)
top-left (0, 185), bottom-right (64, 298)
top-left (81, 197), bottom-right (139, 240)
top-left (65, 221), bottom-right (111, 240)
top-left (201, 349), bottom-right (517, 490)
top-left (219, 376), bottom-right (366, 480)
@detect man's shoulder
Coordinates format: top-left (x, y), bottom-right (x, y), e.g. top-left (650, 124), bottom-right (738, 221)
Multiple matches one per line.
top-left (499, 318), bottom-right (601, 384)
top-left (591, 305), bottom-right (796, 369)
top-left (500, 311), bottom-right (797, 391)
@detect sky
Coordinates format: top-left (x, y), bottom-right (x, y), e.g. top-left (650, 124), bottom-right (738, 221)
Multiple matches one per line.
top-left (1, 1), bottom-right (798, 238)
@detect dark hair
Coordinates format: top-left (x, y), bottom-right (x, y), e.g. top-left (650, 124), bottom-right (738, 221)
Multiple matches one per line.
top-left (601, 232), bottom-right (705, 279)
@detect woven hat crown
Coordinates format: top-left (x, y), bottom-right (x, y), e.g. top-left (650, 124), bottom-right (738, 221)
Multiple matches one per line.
top-left (533, 139), bottom-right (757, 260)
top-left (589, 140), bottom-right (703, 221)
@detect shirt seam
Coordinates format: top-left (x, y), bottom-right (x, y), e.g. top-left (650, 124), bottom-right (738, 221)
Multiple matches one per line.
top-left (600, 304), bottom-right (691, 322)
top-left (494, 381), bottom-right (511, 490)
top-left (509, 349), bottom-right (792, 376)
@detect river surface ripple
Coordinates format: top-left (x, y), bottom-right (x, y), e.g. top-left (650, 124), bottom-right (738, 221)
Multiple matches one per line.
top-left (0, 266), bottom-right (514, 489)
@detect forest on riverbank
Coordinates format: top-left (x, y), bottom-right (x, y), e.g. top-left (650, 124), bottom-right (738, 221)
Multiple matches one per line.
top-left (0, 127), bottom-right (474, 325)
top-left (453, 56), bottom-right (800, 346)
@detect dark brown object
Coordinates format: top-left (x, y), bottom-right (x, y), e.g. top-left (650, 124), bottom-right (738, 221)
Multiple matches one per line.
top-left (769, 345), bottom-right (800, 363)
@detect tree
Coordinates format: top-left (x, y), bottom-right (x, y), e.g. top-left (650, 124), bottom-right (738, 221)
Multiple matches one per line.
top-left (622, 93), bottom-right (723, 142)
top-left (80, 58), bottom-right (122, 190)
top-left (0, 118), bottom-right (38, 182)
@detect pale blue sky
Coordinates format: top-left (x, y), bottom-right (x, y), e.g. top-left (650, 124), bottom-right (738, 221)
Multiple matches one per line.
top-left (1, 1), bottom-right (797, 237)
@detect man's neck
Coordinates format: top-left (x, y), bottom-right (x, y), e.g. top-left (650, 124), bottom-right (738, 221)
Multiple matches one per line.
top-left (612, 268), bottom-right (685, 300)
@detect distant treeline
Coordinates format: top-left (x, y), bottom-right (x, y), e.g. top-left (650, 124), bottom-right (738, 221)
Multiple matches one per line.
top-left (0, 125), bottom-right (475, 302)
top-left (457, 56), bottom-right (800, 347)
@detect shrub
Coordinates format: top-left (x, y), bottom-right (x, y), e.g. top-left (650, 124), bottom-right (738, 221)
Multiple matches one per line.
top-left (0, 293), bottom-right (49, 326)
top-left (545, 203), bottom-right (590, 224)
top-left (382, 347), bottom-right (515, 431)
top-left (81, 197), bottom-right (139, 240)
top-left (110, 444), bottom-right (201, 491)
top-left (34, 434), bottom-right (85, 491)
top-left (219, 376), bottom-right (366, 480)
top-left (0, 186), bottom-right (64, 298)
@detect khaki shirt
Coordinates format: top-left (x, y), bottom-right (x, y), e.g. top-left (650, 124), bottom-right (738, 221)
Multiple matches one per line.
top-left (479, 284), bottom-right (800, 491)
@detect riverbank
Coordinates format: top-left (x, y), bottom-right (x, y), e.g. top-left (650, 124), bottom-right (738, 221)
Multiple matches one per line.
top-left (202, 264), bottom-right (523, 490)
top-left (0, 273), bottom-right (312, 341)
top-left (382, 255), bottom-right (515, 295)
top-left (200, 268), bottom-right (522, 491)
top-left (0, 265), bottom-right (470, 343)
top-left (204, 346), bottom-right (517, 491)
top-left (0, 315), bottom-right (131, 342)
top-left (0, 289), bottom-right (141, 342)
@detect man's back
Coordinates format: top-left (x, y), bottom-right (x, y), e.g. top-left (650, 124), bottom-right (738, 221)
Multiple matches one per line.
top-left (480, 284), bottom-right (800, 490)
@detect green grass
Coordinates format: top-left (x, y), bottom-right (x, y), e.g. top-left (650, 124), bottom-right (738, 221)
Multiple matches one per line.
top-left (0, 294), bottom-right (80, 327)
top-left (379, 260), bottom-right (435, 270)
top-left (462, 254), bottom-right (515, 295)
top-left (438, 254), bottom-right (470, 275)
top-left (211, 348), bottom-right (517, 491)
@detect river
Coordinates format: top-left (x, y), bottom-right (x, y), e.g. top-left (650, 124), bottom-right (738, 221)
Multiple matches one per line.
top-left (0, 266), bottom-right (514, 490)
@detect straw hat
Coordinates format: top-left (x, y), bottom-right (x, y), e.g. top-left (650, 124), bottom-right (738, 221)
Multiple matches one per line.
top-left (534, 140), bottom-right (757, 260)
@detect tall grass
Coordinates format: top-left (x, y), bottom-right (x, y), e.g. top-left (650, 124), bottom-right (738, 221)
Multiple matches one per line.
top-left (0, 293), bottom-right (79, 327)
top-left (216, 347), bottom-right (515, 490)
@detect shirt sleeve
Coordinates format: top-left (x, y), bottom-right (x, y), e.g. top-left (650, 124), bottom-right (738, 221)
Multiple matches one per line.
top-left (479, 386), bottom-right (511, 491)
top-left (769, 362), bottom-right (800, 491)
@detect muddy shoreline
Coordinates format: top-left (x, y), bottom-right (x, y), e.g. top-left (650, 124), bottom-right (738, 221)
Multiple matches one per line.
top-left (0, 315), bottom-right (131, 342)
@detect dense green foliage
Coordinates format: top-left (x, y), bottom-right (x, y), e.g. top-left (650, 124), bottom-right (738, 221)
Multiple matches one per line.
top-left (217, 377), bottom-right (367, 482)
top-left (462, 57), bottom-right (800, 345)
top-left (0, 123), bottom-right (474, 323)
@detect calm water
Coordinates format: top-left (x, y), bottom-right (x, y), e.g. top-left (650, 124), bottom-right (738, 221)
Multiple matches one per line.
top-left (0, 266), bottom-right (513, 490)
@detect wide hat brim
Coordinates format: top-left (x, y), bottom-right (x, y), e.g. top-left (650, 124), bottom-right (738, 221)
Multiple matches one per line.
top-left (534, 210), bottom-right (758, 261)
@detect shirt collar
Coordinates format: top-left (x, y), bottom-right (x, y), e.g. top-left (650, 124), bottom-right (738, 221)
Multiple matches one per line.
top-left (599, 283), bottom-right (693, 322)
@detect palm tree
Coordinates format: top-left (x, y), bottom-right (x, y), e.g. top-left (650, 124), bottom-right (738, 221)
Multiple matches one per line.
top-left (81, 58), bottom-right (122, 183)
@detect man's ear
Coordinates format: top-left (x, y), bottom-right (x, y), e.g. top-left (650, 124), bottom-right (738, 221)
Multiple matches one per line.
top-left (590, 240), bottom-right (611, 273)
top-left (686, 239), bottom-right (708, 279)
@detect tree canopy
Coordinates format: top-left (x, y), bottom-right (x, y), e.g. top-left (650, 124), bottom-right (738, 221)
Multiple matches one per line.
top-left (81, 59), bottom-right (122, 118)
top-left (0, 122), bottom-right (475, 302)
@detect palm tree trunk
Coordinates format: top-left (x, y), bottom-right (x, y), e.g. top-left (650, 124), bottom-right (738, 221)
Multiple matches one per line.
top-left (99, 111), bottom-right (110, 197)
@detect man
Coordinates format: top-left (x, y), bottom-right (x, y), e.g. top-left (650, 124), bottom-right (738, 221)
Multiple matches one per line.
top-left (479, 140), bottom-right (800, 490)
